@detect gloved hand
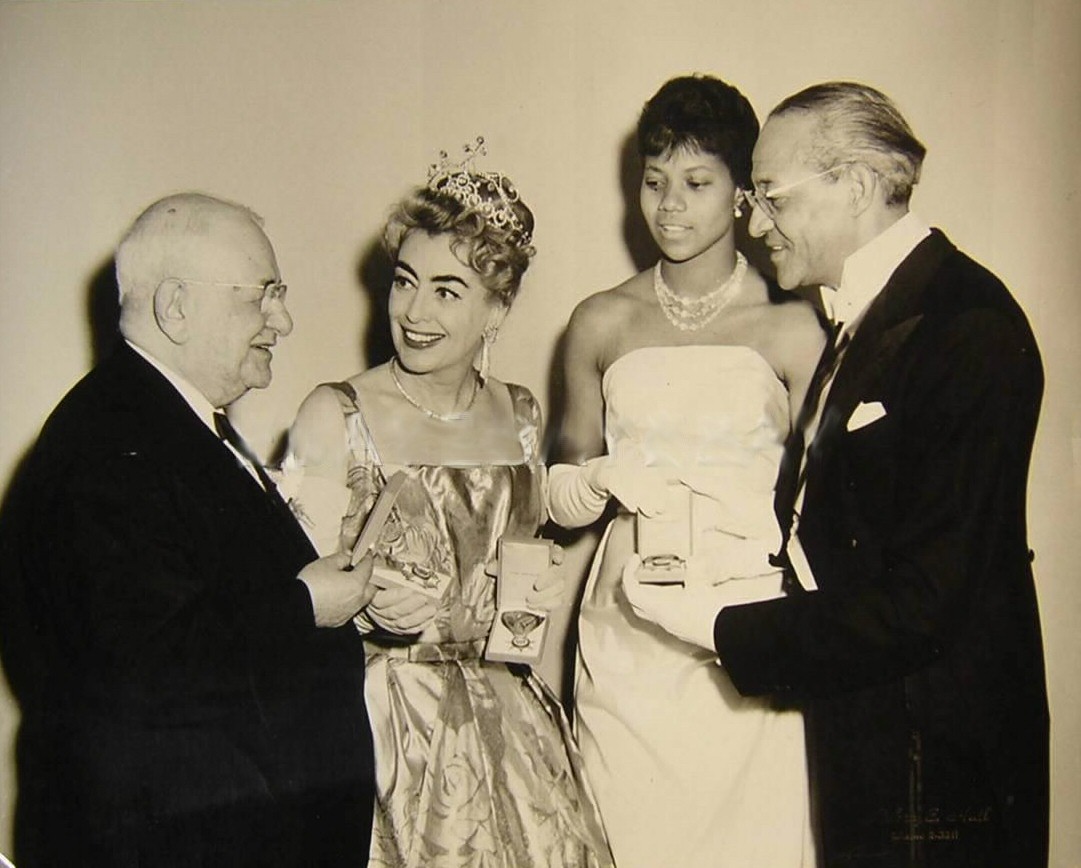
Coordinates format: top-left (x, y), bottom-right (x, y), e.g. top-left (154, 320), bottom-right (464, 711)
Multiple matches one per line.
top-left (592, 458), bottom-right (673, 517)
top-left (621, 553), bottom-right (720, 651)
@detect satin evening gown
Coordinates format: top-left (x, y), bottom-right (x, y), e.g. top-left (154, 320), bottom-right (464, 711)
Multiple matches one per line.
top-left (574, 346), bottom-right (816, 868)
top-left (308, 381), bottom-right (612, 868)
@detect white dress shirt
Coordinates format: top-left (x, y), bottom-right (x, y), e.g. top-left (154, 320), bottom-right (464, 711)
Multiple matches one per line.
top-left (126, 340), bottom-right (267, 488)
top-left (788, 212), bottom-right (931, 591)
top-left (822, 211), bottom-right (931, 337)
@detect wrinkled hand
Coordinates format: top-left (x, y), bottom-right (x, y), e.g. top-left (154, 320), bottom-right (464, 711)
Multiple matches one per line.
top-left (299, 550), bottom-right (376, 628)
top-left (620, 554), bottom-right (719, 650)
top-left (366, 586), bottom-right (439, 635)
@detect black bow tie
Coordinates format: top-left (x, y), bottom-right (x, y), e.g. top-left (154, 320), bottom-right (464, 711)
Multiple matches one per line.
top-left (213, 411), bottom-right (278, 495)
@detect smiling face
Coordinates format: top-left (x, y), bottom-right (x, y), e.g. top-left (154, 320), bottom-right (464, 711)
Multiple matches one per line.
top-left (388, 231), bottom-right (505, 379)
top-left (748, 112), bottom-right (857, 290)
top-left (177, 214), bottom-right (292, 407)
top-left (639, 146), bottom-right (738, 264)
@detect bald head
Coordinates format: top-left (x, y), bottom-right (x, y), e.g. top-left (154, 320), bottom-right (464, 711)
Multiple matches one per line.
top-left (114, 192), bottom-right (292, 407)
top-left (116, 193), bottom-right (265, 308)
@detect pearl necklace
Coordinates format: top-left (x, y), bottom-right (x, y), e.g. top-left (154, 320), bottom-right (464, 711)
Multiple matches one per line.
top-left (653, 252), bottom-right (747, 331)
top-left (390, 358), bottom-right (479, 422)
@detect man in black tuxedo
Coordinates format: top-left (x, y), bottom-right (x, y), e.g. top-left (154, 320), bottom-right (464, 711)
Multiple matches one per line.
top-left (0, 193), bottom-right (377, 866)
top-left (626, 83), bottom-right (1048, 866)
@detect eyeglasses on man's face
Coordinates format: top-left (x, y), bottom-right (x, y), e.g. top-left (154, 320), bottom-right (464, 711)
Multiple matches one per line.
top-left (175, 278), bottom-right (288, 306)
top-left (743, 163), bottom-right (851, 221)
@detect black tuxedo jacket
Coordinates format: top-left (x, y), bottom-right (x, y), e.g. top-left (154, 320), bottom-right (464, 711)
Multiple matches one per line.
top-left (1, 343), bottom-right (373, 867)
top-left (715, 231), bottom-right (1048, 867)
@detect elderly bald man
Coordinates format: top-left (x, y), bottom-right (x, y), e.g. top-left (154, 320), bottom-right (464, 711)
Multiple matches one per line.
top-left (1, 193), bottom-right (376, 867)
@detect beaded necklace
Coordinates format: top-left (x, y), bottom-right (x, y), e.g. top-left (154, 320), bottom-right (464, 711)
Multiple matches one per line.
top-left (653, 252), bottom-right (747, 331)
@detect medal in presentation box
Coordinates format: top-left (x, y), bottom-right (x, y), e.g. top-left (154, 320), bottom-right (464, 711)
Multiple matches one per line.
top-left (635, 482), bottom-right (693, 585)
top-left (485, 537), bottom-right (551, 664)
top-left (349, 471), bottom-right (451, 599)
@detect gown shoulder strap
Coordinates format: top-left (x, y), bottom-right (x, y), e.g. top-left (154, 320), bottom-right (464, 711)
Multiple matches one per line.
top-left (321, 381), bottom-right (384, 469)
top-left (503, 382), bottom-right (543, 464)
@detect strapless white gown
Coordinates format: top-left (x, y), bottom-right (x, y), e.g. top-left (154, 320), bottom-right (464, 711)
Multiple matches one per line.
top-left (575, 345), bottom-right (815, 868)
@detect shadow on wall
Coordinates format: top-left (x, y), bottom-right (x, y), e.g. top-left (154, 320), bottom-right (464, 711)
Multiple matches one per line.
top-left (356, 236), bottom-right (395, 369)
top-left (2, 273), bottom-right (120, 862)
top-left (618, 131), bottom-right (657, 274)
top-left (87, 258), bottom-right (121, 367)
top-left (1, 257), bottom-right (119, 691)
top-left (0, 256), bottom-right (123, 862)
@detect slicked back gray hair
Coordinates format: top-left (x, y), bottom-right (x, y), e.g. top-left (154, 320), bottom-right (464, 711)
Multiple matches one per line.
top-left (771, 82), bottom-right (926, 206)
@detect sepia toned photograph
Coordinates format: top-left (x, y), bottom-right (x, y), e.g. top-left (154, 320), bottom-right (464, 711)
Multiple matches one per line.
top-left (1, 1), bottom-right (1078, 865)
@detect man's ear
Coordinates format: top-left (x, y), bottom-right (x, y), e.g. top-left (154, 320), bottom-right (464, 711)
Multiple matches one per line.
top-left (847, 163), bottom-right (879, 217)
top-left (153, 279), bottom-right (189, 344)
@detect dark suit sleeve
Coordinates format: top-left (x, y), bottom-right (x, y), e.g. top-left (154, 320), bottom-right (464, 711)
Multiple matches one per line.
top-left (39, 447), bottom-right (315, 713)
top-left (715, 306), bottom-right (1041, 698)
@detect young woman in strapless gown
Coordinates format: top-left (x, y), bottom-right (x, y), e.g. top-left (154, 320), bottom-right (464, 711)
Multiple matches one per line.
top-left (548, 75), bottom-right (827, 868)
top-left (284, 152), bottom-right (612, 867)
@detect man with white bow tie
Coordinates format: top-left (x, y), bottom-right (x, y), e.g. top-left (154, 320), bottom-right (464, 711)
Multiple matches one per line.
top-left (624, 82), bottom-right (1048, 867)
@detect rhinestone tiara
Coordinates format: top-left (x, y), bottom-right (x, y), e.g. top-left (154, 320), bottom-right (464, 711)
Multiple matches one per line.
top-left (426, 137), bottom-right (532, 249)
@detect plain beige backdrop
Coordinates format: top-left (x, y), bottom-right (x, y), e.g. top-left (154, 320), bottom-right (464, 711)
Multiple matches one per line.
top-left (1, 0), bottom-right (1078, 863)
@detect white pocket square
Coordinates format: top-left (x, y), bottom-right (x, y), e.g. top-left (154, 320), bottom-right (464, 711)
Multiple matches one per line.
top-left (847, 400), bottom-right (887, 431)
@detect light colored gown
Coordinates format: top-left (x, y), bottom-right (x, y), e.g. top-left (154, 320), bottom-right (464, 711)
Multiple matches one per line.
top-left (574, 345), bottom-right (815, 868)
top-left (294, 381), bottom-right (612, 868)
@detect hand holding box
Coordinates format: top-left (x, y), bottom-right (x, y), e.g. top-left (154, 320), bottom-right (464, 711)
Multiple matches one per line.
top-left (485, 537), bottom-right (552, 664)
top-left (635, 481), bottom-right (693, 585)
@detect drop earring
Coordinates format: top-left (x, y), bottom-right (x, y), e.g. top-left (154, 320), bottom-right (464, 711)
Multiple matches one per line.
top-left (478, 326), bottom-right (498, 386)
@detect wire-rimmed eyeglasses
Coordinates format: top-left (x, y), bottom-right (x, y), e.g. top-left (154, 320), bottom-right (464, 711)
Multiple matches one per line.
top-left (742, 163), bottom-right (852, 220)
top-left (175, 278), bottom-right (288, 305)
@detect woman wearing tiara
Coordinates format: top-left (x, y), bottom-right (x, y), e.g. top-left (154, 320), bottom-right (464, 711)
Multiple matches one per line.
top-left (549, 76), bottom-right (826, 866)
top-left (283, 144), bottom-right (612, 867)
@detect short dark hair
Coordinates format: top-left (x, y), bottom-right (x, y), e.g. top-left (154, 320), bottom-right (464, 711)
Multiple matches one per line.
top-left (637, 74), bottom-right (759, 188)
top-left (771, 81), bottom-right (926, 206)
top-left (382, 179), bottom-right (535, 305)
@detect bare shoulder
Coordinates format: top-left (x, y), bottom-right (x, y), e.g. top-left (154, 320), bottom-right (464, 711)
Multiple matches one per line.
top-left (348, 363), bottom-right (393, 400)
top-left (569, 272), bottom-right (648, 333)
top-left (565, 270), bottom-right (653, 366)
top-left (294, 381), bottom-right (349, 425)
top-left (487, 377), bottom-right (542, 426)
top-left (290, 381), bottom-right (351, 462)
top-left (762, 295), bottom-right (828, 352)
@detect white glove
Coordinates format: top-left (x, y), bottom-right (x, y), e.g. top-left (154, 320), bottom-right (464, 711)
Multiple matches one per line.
top-left (547, 461), bottom-right (610, 528)
top-left (595, 459), bottom-right (673, 517)
top-left (548, 453), bottom-right (672, 528)
top-left (621, 553), bottom-right (720, 651)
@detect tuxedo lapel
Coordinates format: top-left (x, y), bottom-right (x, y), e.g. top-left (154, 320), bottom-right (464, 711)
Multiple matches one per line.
top-left (805, 231), bottom-right (953, 472)
top-left (774, 328), bottom-right (838, 535)
top-left (109, 343), bottom-right (313, 557)
top-left (812, 315), bottom-right (921, 453)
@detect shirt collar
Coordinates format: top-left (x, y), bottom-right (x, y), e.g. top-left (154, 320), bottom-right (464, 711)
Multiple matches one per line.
top-left (821, 211), bottom-right (931, 332)
top-left (125, 339), bottom-right (219, 434)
